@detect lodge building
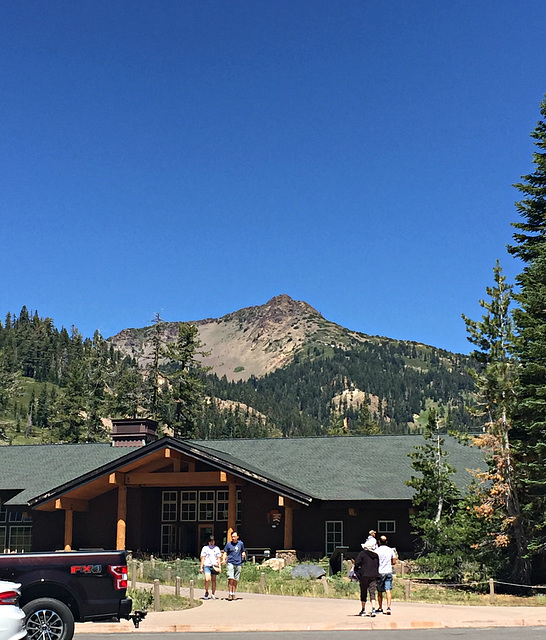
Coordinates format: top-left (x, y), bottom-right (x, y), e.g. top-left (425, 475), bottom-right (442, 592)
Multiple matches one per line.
top-left (0, 419), bottom-right (482, 559)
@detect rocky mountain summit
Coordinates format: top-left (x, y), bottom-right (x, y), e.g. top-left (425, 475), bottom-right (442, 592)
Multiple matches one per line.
top-left (109, 294), bottom-right (369, 381)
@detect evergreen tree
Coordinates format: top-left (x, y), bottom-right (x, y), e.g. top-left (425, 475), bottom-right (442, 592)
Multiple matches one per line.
top-left (327, 411), bottom-right (345, 435)
top-left (160, 323), bottom-right (210, 439)
top-left (355, 395), bottom-right (381, 434)
top-left (145, 313), bottom-right (165, 420)
top-left (507, 96), bottom-right (546, 579)
top-left (49, 331), bottom-right (110, 443)
top-left (462, 261), bottom-right (527, 581)
top-left (107, 362), bottom-right (146, 419)
top-left (406, 410), bottom-right (461, 553)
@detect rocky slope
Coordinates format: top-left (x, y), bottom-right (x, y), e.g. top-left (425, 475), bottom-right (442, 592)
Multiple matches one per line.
top-left (109, 294), bottom-right (371, 381)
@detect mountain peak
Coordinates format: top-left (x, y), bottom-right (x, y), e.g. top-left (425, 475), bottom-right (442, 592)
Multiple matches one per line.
top-left (109, 295), bottom-right (358, 382)
top-left (264, 294), bottom-right (321, 316)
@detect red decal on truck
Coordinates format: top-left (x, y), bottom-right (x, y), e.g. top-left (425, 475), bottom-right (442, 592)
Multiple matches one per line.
top-left (70, 564), bottom-right (102, 574)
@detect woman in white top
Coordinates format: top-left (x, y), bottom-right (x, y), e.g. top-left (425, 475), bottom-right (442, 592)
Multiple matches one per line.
top-left (199, 536), bottom-right (222, 599)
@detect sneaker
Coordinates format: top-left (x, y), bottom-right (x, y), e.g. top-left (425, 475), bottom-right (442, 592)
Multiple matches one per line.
top-left (376, 608), bottom-right (383, 613)
top-left (369, 609), bottom-right (376, 617)
top-left (203, 594), bottom-right (209, 600)
top-left (385, 608), bottom-right (392, 615)
top-left (358, 609), bottom-right (366, 616)
top-left (210, 594), bottom-right (216, 599)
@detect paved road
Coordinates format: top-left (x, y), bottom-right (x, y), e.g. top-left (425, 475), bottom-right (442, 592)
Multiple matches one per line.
top-left (80, 630), bottom-right (546, 640)
top-left (74, 585), bottom-right (546, 635)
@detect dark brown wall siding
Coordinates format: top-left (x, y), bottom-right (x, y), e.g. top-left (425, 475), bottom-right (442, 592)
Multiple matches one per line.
top-left (31, 511), bottom-right (65, 551)
top-left (238, 484), bottom-right (284, 551)
top-left (74, 491), bottom-right (117, 550)
top-left (26, 487), bottom-right (414, 557)
top-left (292, 501), bottom-right (413, 558)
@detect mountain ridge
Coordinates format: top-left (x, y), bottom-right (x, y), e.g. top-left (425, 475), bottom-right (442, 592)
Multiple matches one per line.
top-left (109, 294), bottom-right (403, 381)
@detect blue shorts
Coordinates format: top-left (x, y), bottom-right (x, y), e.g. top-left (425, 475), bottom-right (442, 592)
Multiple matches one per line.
top-left (378, 573), bottom-right (393, 591)
top-left (203, 566), bottom-right (213, 575)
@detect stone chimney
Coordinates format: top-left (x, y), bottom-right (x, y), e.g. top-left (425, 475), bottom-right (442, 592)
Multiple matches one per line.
top-left (111, 418), bottom-right (159, 447)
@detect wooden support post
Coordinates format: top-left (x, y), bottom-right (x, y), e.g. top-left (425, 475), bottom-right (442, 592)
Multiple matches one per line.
top-left (131, 560), bottom-right (137, 589)
top-left (323, 577), bottom-right (329, 595)
top-left (284, 503), bottom-right (293, 550)
top-left (175, 576), bottom-right (181, 597)
top-left (404, 579), bottom-right (411, 600)
top-left (227, 482), bottom-right (237, 539)
top-left (260, 572), bottom-right (266, 593)
top-left (153, 579), bottom-right (160, 612)
top-left (189, 579), bottom-right (194, 606)
top-left (116, 484), bottom-right (127, 550)
top-left (489, 578), bottom-right (495, 604)
top-left (64, 509), bottom-right (73, 551)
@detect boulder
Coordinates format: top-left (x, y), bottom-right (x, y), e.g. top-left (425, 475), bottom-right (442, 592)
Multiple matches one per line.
top-left (291, 564), bottom-right (326, 579)
top-left (262, 558), bottom-right (285, 571)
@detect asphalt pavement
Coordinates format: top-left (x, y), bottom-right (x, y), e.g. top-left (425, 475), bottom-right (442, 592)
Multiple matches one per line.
top-left (74, 584), bottom-right (546, 634)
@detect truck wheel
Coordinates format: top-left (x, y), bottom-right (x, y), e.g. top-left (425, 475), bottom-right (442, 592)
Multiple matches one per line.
top-left (23, 598), bottom-right (75, 640)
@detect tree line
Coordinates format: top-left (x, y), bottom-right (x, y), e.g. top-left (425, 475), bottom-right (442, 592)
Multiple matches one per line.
top-left (407, 96), bottom-right (546, 586)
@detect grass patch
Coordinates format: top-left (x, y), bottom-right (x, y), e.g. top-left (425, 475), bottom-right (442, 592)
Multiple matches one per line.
top-left (131, 557), bottom-right (546, 608)
top-left (128, 588), bottom-right (200, 611)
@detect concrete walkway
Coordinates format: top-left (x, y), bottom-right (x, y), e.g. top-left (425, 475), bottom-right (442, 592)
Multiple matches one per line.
top-left (74, 584), bottom-right (546, 634)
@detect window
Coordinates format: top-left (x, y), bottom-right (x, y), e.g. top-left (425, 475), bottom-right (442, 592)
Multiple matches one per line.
top-left (8, 526), bottom-right (32, 553)
top-left (0, 526), bottom-right (6, 551)
top-left (160, 524), bottom-right (177, 555)
top-left (198, 491), bottom-right (215, 521)
top-left (162, 491), bottom-right (178, 522)
top-left (8, 511), bottom-right (32, 523)
top-left (216, 490), bottom-right (229, 521)
top-left (378, 520), bottom-right (396, 534)
top-left (0, 500), bottom-right (6, 523)
top-left (180, 491), bottom-right (197, 521)
top-left (325, 520), bottom-right (343, 555)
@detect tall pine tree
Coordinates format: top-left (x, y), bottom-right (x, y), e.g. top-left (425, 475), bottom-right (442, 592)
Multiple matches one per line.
top-left (507, 96), bottom-right (546, 580)
top-left (463, 261), bottom-right (527, 581)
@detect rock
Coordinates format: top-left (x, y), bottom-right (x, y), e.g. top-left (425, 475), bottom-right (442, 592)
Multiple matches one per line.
top-left (291, 564), bottom-right (326, 579)
top-left (263, 558), bottom-right (285, 571)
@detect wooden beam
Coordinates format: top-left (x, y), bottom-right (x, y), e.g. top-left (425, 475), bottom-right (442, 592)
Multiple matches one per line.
top-left (64, 509), bottom-right (73, 551)
top-left (55, 497), bottom-right (88, 512)
top-left (136, 458), bottom-right (176, 473)
top-left (109, 472), bottom-right (126, 485)
top-left (124, 471), bottom-right (233, 486)
top-left (116, 485), bottom-right (127, 550)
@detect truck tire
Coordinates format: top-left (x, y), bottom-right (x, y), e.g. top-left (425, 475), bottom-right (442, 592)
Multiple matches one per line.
top-left (23, 597), bottom-right (75, 640)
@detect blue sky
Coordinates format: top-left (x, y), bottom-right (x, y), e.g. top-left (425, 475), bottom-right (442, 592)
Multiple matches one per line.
top-left (1, 1), bottom-right (545, 355)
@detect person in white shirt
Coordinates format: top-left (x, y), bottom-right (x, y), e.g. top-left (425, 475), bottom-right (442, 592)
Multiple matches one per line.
top-left (199, 536), bottom-right (222, 599)
top-left (375, 535), bottom-right (397, 614)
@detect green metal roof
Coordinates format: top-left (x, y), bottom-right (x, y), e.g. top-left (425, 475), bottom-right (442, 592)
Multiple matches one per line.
top-left (0, 443), bottom-right (139, 506)
top-left (190, 434), bottom-right (485, 501)
top-left (0, 434), bottom-right (485, 506)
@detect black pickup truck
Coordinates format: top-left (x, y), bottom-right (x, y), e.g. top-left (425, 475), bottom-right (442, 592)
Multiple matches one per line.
top-left (0, 550), bottom-right (144, 640)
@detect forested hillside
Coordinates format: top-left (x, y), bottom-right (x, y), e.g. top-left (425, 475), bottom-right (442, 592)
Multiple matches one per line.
top-left (0, 303), bottom-right (480, 444)
top-left (205, 340), bottom-right (478, 435)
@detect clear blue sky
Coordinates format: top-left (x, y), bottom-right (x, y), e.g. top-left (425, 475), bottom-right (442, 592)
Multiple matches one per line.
top-left (1, 1), bottom-right (545, 355)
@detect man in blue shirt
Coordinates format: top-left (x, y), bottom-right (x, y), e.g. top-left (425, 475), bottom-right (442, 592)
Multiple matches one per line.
top-left (222, 531), bottom-right (246, 600)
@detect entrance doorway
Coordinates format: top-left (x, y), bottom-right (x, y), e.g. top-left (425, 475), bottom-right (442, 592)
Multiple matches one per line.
top-left (198, 524), bottom-right (214, 549)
